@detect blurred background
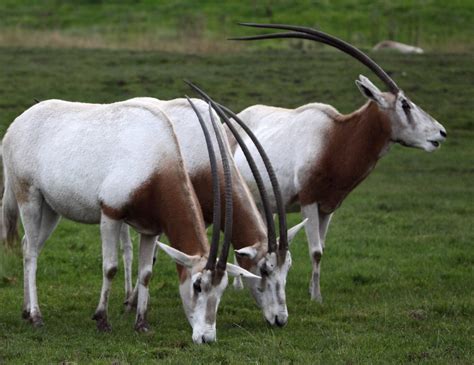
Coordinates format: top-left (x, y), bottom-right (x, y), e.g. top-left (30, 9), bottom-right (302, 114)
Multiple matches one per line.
top-left (1, 0), bottom-right (473, 53)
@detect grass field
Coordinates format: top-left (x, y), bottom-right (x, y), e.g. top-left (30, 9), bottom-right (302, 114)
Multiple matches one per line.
top-left (0, 45), bottom-right (473, 364)
top-left (1, 0), bottom-right (473, 52)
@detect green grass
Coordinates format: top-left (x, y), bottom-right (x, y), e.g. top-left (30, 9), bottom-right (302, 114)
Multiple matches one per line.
top-left (0, 47), bottom-right (473, 363)
top-left (1, 0), bottom-right (473, 51)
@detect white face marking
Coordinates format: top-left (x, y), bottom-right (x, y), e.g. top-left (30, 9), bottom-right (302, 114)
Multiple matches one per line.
top-left (243, 251), bottom-right (291, 326)
top-left (179, 269), bottom-right (228, 344)
top-left (389, 92), bottom-right (446, 152)
top-left (356, 76), bottom-right (446, 152)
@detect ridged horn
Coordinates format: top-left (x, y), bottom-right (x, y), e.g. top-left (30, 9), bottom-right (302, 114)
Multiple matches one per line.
top-left (185, 81), bottom-right (278, 253)
top-left (186, 96), bottom-right (221, 270)
top-left (207, 104), bottom-right (233, 270)
top-left (231, 22), bottom-right (400, 94)
top-left (216, 103), bottom-right (288, 253)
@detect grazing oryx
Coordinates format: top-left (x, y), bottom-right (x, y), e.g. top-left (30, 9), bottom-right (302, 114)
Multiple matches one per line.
top-left (373, 40), bottom-right (424, 54)
top-left (2, 98), bottom-right (259, 344)
top-left (228, 23), bottom-right (447, 301)
top-left (124, 90), bottom-right (306, 326)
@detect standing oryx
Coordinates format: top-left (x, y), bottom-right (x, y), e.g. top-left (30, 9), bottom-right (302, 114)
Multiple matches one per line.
top-left (2, 97), bottom-right (259, 344)
top-left (228, 23), bottom-right (447, 301)
top-left (124, 90), bottom-right (307, 326)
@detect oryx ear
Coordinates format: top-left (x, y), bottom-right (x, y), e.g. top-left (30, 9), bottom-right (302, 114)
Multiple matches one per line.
top-left (226, 263), bottom-right (261, 283)
top-left (157, 241), bottom-right (200, 269)
top-left (235, 246), bottom-right (259, 260)
top-left (286, 218), bottom-right (308, 244)
top-left (355, 75), bottom-right (389, 108)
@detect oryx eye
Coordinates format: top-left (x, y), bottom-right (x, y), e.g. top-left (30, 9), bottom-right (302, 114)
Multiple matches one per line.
top-left (193, 279), bottom-right (202, 293)
top-left (401, 99), bottom-right (411, 110)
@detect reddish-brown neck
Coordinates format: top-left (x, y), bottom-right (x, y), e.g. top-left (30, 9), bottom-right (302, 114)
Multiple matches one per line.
top-left (300, 101), bottom-right (392, 213)
top-left (192, 166), bottom-right (267, 250)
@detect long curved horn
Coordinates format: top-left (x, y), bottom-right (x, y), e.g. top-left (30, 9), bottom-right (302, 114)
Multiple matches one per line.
top-left (217, 103), bottom-right (288, 253)
top-left (186, 96), bottom-right (221, 271)
top-left (231, 23), bottom-right (400, 94)
top-left (207, 104), bottom-right (233, 270)
top-left (186, 81), bottom-right (278, 253)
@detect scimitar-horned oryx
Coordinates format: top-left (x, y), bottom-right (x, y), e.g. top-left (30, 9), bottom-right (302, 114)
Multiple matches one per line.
top-left (123, 88), bottom-right (306, 327)
top-left (2, 97), bottom-right (258, 344)
top-left (228, 23), bottom-right (447, 301)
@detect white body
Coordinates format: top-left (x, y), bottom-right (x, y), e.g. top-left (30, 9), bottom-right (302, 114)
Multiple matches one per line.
top-left (373, 40), bottom-right (424, 54)
top-left (234, 103), bottom-right (334, 211)
top-left (122, 97), bottom-right (306, 326)
top-left (229, 75), bottom-right (446, 301)
top-left (5, 100), bottom-right (176, 225)
top-left (2, 99), bottom-right (258, 344)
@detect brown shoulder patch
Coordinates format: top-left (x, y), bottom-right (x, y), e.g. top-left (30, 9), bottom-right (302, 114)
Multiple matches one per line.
top-left (191, 165), bottom-right (267, 251)
top-left (299, 101), bottom-right (392, 213)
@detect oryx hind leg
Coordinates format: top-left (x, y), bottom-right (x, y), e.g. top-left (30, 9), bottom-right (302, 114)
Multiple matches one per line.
top-left (19, 189), bottom-right (60, 326)
top-left (120, 224), bottom-right (133, 302)
top-left (92, 213), bottom-right (121, 332)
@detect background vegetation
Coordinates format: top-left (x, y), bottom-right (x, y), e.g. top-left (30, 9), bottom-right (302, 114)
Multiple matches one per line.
top-left (0, 0), bottom-right (473, 52)
top-left (0, 1), bottom-right (473, 364)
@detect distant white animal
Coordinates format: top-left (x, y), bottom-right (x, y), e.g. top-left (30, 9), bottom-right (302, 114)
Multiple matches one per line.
top-left (1, 98), bottom-right (258, 344)
top-left (373, 40), bottom-right (424, 54)
top-left (122, 95), bottom-right (306, 327)
top-left (0, 142), bottom-right (4, 241)
top-left (228, 23), bottom-right (446, 302)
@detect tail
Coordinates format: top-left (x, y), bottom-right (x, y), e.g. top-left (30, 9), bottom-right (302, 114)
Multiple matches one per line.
top-left (1, 156), bottom-right (19, 247)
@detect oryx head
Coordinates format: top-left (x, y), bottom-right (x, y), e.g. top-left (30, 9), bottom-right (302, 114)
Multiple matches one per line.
top-left (158, 98), bottom-right (260, 344)
top-left (234, 219), bottom-right (306, 327)
top-left (186, 82), bottom-right (306, 327)
top-left (232, 23), bottom-right (447, 152)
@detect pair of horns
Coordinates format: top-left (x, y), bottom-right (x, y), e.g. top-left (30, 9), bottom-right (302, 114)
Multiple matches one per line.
top-left (187, 82), bottom-right (288, 255)
top-left (231, 22), bottom-right (401, 94)
top-left (187, 97), bottom-right (232, 272)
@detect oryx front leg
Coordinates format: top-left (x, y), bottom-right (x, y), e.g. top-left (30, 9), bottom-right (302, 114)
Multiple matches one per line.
top-left (92, 214), bottom-right (121, 332)
top-left (232, 254), bottom-right (244, 290)
top-left (126, 235), bottom-right (160, 312)
top-left (302, 202), bottom-right (324, 302)
top-left (135, 234), bottom-right (156, 332)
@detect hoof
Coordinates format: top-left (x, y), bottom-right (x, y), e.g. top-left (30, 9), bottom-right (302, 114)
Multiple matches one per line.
top-left (30, 314), bottom-right (44, 328)
top-left (96, 318), bottom-right (112, 332)
top-left (310, 292), bottom-right (323, 303)
top-left (309, 281), bottom-right (323, 303)
top-left (135, 318), bottom-right (150, 333)
top-left (22, 309), bottom-right (31, 320)
top-left (92, 311), bottom-right (112, 332)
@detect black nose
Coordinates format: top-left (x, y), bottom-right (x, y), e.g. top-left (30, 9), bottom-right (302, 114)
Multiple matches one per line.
top-left (440, 130), bottom-right (447, 138)
top-left (275, 316), bottom-right (287, 327)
